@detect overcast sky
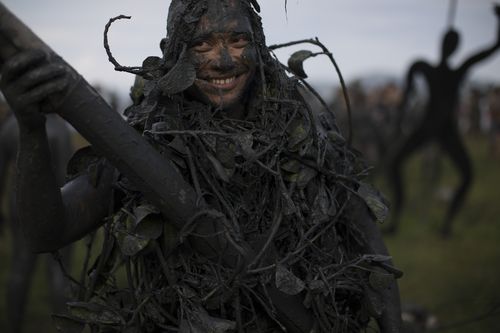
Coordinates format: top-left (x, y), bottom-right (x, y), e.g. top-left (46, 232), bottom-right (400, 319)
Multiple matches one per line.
top-left (2, 0), bottom-right (500, 99)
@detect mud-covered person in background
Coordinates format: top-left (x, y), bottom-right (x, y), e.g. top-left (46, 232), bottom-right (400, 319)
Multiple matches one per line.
top-left (387, 4), bottom-right (500, 237)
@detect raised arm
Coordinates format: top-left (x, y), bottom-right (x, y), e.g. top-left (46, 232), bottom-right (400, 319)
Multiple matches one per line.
top-left (394, 60), bottom-right (427, 137)
top-left (0, 50), bottom-right (113, 252)
top-left (458, 5), bottom-right (500, 75)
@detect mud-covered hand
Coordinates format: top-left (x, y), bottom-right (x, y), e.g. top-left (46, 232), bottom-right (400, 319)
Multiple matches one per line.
top-left (0, 49), bottom-right (68, 130)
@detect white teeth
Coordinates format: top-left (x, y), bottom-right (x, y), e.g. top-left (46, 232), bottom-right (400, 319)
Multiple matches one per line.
top-left (211, 77), bottom-right (235, 85)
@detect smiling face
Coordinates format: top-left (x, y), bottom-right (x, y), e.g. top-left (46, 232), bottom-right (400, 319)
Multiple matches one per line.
top-left (187, 1), bottom-right (257, 113)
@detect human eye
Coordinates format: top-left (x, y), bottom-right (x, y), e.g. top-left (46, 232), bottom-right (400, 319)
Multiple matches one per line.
top-left (229, 34), bottom-right (250, 48)
top-left (191, 39), bottom-right (212, 53)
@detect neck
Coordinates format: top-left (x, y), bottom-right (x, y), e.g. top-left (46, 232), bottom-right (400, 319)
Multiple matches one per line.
top-left (220, 101), bottom-right (246, 120)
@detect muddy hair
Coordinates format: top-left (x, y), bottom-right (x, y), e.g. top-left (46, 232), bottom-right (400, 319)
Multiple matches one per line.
top-left (162, 0), bottom-right (273, 77)
top-left (124, 0), bottom-right (299, 129)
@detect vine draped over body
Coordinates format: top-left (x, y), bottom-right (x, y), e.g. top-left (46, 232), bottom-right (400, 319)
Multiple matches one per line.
top-left (0, 0), bottom-right (402, 332)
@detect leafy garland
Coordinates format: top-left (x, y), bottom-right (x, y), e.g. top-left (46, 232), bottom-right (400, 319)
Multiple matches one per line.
top-left (52, 1), bottom-right (397, 332)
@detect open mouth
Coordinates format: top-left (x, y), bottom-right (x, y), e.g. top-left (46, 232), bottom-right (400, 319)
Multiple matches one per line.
top-left (197, 73), bottom-right (246, 91)
top-left (210, 76), bottom-right (236, 86)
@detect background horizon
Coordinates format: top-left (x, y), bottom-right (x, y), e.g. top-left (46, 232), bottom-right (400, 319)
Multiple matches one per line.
top-left (2, 0), bottom-right (500, 105)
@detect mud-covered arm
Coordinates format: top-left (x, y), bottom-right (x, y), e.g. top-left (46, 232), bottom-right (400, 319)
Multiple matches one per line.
top-left (16, 123), bottom-right (115, 252)
top-left (350, 197), bottom-right (402, 333)
top-left (394, 60), bottom-right (428, 137)
top-left (1, 50), bottom-right (115, 252)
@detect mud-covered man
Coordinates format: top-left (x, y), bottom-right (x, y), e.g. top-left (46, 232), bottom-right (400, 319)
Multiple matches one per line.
top-left (0, 0), bottom-right (401, 332)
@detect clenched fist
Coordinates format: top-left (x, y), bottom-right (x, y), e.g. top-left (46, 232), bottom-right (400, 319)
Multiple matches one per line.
top-left (0, 49), bottom-right (69, 130)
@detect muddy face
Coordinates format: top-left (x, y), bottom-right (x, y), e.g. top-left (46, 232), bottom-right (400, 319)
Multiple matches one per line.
top-left (187, 0), bottom-right (257, 113)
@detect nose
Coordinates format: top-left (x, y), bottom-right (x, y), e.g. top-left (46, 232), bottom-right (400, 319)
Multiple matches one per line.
top-left (214, 47), bottom-right (235, 72)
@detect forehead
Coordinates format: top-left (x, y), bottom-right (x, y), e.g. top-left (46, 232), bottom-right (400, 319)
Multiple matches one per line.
top-left (194, 1), bottom-right (253, 37)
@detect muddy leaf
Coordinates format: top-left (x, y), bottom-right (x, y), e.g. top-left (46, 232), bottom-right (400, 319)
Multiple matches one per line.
top-left (182, 307), bottom-right (236, 333)
top-left (284, 172), bottom-right (298, 183)
top-left (281, 159), bottom-right (301, 173)
top-left (68, 302), bottom-right (124, 325)
top-left (168, 135), bottom-right (188, 154)
top-left (233, 132), bottom-right (255, 159)
top-left (141, 56), bottom-right (163, 78)
top-left (288, 50), bottom-right (313, 78)
top-left (357, 182), bottom-right (389, 222)
top-left (133, 204), bottom-right (159, 225)
top-left (275, 264), bottom-right (305, 295)
top-left (327, 129), bottom-right (346, 144)
top-left (308, 280), bottom-right (327, 294)
top-left (119, 234), bottom-right (150, 256)
top-left (287, 120), bottom-right (309, 151)
top-left (216, 138), bottom-right (236, 169)
top-left (296, 166), bottom-right (317, 189)
top-left (158, 47), bottom-right (196, 95)
top-left (206, 152), bottom-right (231, 182)
top-left (312, 186), bottom-right (330, 223)
top-left (142, 56), bottom-right (162, 72)
top-left (52, 314), bottom-right (86, 333)
top-left (369, 267), bottom-right (395, 291)
top-left (135, 214), bottom-right (163, 240)
top-left (199, 313), bottom-right (236, 332)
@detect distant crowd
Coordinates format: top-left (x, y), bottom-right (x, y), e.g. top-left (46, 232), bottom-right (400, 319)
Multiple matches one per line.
top-left (328, 80), bottom-right (500, 163)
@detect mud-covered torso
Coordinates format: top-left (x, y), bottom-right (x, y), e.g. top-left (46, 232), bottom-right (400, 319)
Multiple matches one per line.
top-left (63, 80), bottom-right (394, 332)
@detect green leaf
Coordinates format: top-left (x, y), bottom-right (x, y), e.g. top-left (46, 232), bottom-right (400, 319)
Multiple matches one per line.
top-left (288, 50), bottom-right (313, 78)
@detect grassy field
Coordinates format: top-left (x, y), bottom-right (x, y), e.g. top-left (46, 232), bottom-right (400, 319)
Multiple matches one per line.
top-left (0, 134), bottom-right (499, 332)
top-left (380, 134), bottom-right (500, 332)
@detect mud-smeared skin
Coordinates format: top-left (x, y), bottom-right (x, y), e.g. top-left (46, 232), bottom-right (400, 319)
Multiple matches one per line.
top-left (186, 0), bottom-right (257, 116)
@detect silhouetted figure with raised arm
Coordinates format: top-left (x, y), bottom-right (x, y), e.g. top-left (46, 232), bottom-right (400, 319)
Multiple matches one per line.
top-left (387, 5), bottom-right (500, 237)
